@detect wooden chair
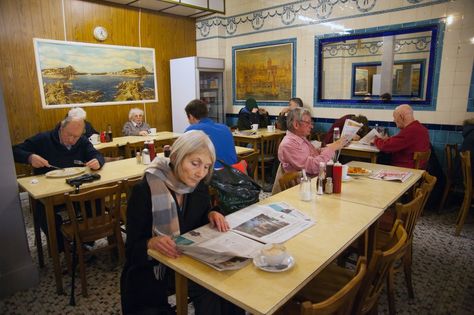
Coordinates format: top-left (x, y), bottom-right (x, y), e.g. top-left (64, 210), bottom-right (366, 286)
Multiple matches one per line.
top-left (125, 141), bottom-right (147, 158)
top-left (258, 133), bottom-right (281, 183)
top-left (61, 183), bottom-right (125, 301)
top-left (455, 151), bottom-right (473, 236)
top-left (278, 171), bottom-right (301, 192)
top-left (237, 149), bottom-right (260, 179)
top-left (276, 257), bottom-right (367, 315)
top-left (353, 220), bottom-right (408, 315)
top-left (438, 144), bottom-right (460, 211)
top-left (98, 144), bottom-right (122, 162)
top-left (120, 176), bottom-right (143, 229)
top-left (413, 150), bottom-right (431, 170)
top-left (376, 190), bottom-right (425, 315)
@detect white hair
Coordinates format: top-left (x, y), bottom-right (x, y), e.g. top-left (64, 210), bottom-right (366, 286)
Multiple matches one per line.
top-left (68, 107), bottom-right (87, 120)
top-left (129, 108), bottom-right (144, 120)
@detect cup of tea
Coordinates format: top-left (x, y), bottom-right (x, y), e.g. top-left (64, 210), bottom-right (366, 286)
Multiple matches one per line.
top-left (267, 125), bottom-right (275, 132)
top-left (149, 127), bottom-right (157, 134)
top-left (88, 134), bottom-right (100, 145)
top-left (342, 164), bottom-right (349, 180)
top-left (251, 124), bottom-right (259, 131)
top-left (261, 243), bottom-right (287, 266)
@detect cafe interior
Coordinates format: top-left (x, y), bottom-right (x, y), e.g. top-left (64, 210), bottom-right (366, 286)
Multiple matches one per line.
top-left (1, 0), bottom-right (473, 314)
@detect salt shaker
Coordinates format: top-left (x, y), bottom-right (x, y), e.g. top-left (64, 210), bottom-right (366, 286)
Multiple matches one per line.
top-left (299, 169), bottom-right (312, 201)
top-left (325, 177), bottom-right (333, 194)
top-left (142, 148), bottom-right (151, 165)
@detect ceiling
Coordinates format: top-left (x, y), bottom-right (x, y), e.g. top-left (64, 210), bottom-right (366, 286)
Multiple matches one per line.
top-left (102, 0), bottom-right (225, 18)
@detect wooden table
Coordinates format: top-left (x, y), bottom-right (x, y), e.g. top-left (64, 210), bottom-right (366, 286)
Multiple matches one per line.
top-left (235, 146), bottom-right (254, 158)
top-left (17, 158), bottom-right (148, 294)
top-left (232, 129), bottom-right (286, 181)
top-left (341, 142), bottom-right (380, 163)
top-left (326, 161), bottom-right (424, 210)
top-left (148, 186), bottom-right (384, 315)
top-left (94, 131), bottom-right (182, 150)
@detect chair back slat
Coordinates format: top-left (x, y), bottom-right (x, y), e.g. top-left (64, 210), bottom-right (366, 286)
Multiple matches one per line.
top-left (395, 189), bottom-right (425, 241)
top-left (125, 141), bottom-right (147, 158)
top-left (456, 151), bottom-right (473, 235)
top-left (413, 150), bottom-right (431, 170)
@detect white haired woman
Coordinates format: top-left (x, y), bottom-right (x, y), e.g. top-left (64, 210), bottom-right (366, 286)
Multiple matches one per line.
top-left (122, 108), bottom-right (150, 136)
top-left (120, 130), bottom-right (244, 315)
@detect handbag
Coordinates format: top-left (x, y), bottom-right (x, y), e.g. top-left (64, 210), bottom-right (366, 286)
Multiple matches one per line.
top-left (210, 160), bottom-right (261, 215)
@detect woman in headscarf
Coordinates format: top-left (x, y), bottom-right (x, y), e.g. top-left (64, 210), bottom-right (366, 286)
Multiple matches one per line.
top-left (237, 97), bottom-right (269, 130)
top-left (121, 130), bottom-right (243, 315)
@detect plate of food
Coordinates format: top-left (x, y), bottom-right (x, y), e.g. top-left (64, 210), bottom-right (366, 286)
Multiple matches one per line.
top-left (347, 166), bottom-right (372, 176)
top-left (45, 167), bottom-right (85, 178)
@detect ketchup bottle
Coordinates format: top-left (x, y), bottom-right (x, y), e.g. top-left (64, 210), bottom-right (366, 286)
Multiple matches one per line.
top-left (333, 162), bottom-right (342, 193)
top-left (146, 141), bottom-right (156, 161)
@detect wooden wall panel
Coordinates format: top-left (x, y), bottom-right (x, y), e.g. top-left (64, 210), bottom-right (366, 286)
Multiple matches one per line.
top-left (0, 0), bottom-right (196, 148)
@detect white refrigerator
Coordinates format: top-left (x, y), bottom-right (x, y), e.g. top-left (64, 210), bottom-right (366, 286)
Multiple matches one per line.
top-left (170, 56), bottom-right (225, 133)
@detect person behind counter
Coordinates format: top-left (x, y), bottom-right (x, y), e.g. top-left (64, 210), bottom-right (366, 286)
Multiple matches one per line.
top-left (12, 115), bottom-right (105, 252)
top-left (237, 97), bottom-right (270, 130)
top-left (122, 108), bottom-right (150, 136)
top-left (120, 130), bottom-right (244, 315)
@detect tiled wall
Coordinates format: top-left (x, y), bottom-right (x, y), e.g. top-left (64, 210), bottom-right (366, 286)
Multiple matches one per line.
top-left (199, 0), bottom-right (473, 165)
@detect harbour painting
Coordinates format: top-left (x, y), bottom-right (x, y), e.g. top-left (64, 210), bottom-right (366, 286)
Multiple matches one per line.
top-left (233, 39), bottom-right (296, 106)
top-left (33, 38), bottom-right (158, 108)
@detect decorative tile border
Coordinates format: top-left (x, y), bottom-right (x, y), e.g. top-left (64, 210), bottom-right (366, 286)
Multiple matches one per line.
top-left (313, 18), bottom-right (445, 111)
top-left (196, 0), bottom-right (449, 41)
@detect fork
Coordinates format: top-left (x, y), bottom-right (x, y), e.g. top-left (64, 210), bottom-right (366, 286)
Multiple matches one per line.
top-left (74, 160), bottom-right (85, 166)
top-left (49, 165), bottom-right (64, 170)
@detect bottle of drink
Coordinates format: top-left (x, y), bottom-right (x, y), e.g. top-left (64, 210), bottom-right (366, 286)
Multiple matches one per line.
top-left (317, 162), bottom-right (326, 195)
top-left (333, 127), bottom-right (340, 141)
top-left (107, 124), bottom-right (113, 142)
top-left (163, 145), bottom-right (171, 158)
top-left (100, 131), bottom-right (106, 143)
top-left (326, 160), bottom-right (334, 179)
top-left (136, 152), bottom-right (141, 164)
top-left (333, 162), bottom-right (342, 193)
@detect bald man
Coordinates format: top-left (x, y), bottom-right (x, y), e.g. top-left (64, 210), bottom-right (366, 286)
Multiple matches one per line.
top-left (374, 104), bottom-right (430, 168)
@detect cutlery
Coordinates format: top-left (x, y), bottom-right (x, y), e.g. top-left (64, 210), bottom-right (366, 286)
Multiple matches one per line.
top-left (74, 160), bottom-right (85, 166)
top-left (49, 165), bottom-right (64, 170)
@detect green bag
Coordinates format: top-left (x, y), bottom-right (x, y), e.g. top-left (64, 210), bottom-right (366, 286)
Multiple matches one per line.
top-left (210, 161), bottom-right (261, 215)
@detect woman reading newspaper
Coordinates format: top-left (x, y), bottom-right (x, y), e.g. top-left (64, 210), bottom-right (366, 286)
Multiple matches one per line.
top-left (121, 130), bottom-right (244, 315)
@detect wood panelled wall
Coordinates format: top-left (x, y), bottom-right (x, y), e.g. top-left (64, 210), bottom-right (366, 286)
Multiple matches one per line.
top-left (0, 0), bottom-right (196, 146)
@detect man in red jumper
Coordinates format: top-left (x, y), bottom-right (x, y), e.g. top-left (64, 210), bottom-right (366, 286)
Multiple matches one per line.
top-left (374, 104), bottom-right (430, 169)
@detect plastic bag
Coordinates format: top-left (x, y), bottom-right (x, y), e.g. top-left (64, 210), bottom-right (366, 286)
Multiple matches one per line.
top-left (210, 161), bottom-right (261, 215)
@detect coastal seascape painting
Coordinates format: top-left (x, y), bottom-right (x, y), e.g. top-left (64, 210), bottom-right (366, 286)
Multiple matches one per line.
top-left (33, 38), bottom-right (158, 108)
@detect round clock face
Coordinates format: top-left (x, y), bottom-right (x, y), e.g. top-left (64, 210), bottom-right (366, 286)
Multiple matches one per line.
top-left (93, 26), bottom-right (107, 41)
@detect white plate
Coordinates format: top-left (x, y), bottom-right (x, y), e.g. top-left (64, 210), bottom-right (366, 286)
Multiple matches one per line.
top-left (253, 253), bottom-right (295, 272)
top-left (347, 167), bottom-right (372, 176)
top-left (45, 167), bottom-right (85, 178)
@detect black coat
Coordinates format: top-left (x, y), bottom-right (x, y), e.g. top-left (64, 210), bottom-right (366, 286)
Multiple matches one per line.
top-left (12, 125), bottom-right (105, 175)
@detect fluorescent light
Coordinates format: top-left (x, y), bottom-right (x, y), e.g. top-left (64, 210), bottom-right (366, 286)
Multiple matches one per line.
top-left (446, 15), bottom-right (454, 25)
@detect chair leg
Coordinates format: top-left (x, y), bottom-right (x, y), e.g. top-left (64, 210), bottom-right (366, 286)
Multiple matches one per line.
top-left (438, 180), bottom-right (451, 212)
top-left (387, 267), bottom-right (397, 315)
top-left (77, 245), bottom-right (88, 297)
top-left (403, 242), bottom-right (415, 298)
top-left (455, 197), bottom-right (470, 236)
top-left (69, 239), bottom-right (77, 306)
top-left (63, 238), bottom-right (72, 276)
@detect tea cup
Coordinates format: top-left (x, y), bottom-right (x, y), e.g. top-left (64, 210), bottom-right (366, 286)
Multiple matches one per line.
top-left (149, 127), bottom-right (157, 134)
top-left (88, 134), bottom-right (100, 144)
top-left (261, 243), bottom-right (287, 266)
top-left (267, 125), bottom-right (275, 132)
top-left (251, 124), bottom-right (259, 131)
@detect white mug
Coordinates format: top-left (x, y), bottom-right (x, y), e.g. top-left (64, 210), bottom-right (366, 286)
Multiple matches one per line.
top-left (149, 127), bottom-right (157, 134)
top-left (89, 134), bottom-right (100, 144)
top-left (251, 124), bottom-right (259, 131)
top-left (342, 164), bottom-right (349, 179)
top-left (267, 125), bottom-right (275, 132)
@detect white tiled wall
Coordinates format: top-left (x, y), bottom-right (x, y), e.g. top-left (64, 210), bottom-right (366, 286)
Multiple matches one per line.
top-left (197, 0), bottom-right (474, 125)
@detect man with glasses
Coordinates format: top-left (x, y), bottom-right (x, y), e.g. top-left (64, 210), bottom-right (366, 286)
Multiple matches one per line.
top-left (278, 108), bottom-right (346, 176)
top-left (13, 114), bottom-right (105, 252)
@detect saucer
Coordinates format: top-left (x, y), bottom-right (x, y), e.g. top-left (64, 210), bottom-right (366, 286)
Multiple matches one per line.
top-left (342, 176), bottom-right (353, 182)
top-left (253, 253), bottom-right (295, 272)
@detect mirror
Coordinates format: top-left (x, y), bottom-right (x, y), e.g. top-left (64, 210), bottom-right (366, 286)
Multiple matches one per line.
top-left (315, 22), bottom-right (442, 106)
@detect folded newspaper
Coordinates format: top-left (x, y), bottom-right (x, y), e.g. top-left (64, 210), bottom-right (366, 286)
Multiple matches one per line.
top-left (359, 128), bottom-right (381, 145)
top-left (175, 202), bottom-right (314, 271)
top-left (341, 119), bottom-right (363, 141)
top-left (369, 169), bottom-right (413, 183)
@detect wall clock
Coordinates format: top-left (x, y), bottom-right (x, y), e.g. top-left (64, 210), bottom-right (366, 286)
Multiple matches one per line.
top-left (93, 26), bottom-right (108, 41)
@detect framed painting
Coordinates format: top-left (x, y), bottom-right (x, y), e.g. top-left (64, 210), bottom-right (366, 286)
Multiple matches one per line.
top-left (232, 38), bottom-right (296, 106)
top-left (33, 38), bottom-right (158, 109)
top-left (354, 68), bottom-right (369, 95)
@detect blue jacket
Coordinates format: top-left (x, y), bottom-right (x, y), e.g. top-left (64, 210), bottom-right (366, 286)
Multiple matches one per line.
top-left (13, 125), bottom-right (105, 175)
top-left (185, 118), bottom-right (237, 168)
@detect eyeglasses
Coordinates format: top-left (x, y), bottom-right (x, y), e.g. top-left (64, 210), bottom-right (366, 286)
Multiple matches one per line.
top-left (299, 119), bottom-right (313, 126)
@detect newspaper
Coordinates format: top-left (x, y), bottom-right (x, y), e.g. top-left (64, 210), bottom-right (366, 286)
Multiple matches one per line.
top-left (175, 202), bottom-right (314, 271)
top-left (359, 128), bottom-right (382, 145)
top-left (341, 119), bottom-right (363, 141)
top-left (369, 169), bottom-right (413, 183)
